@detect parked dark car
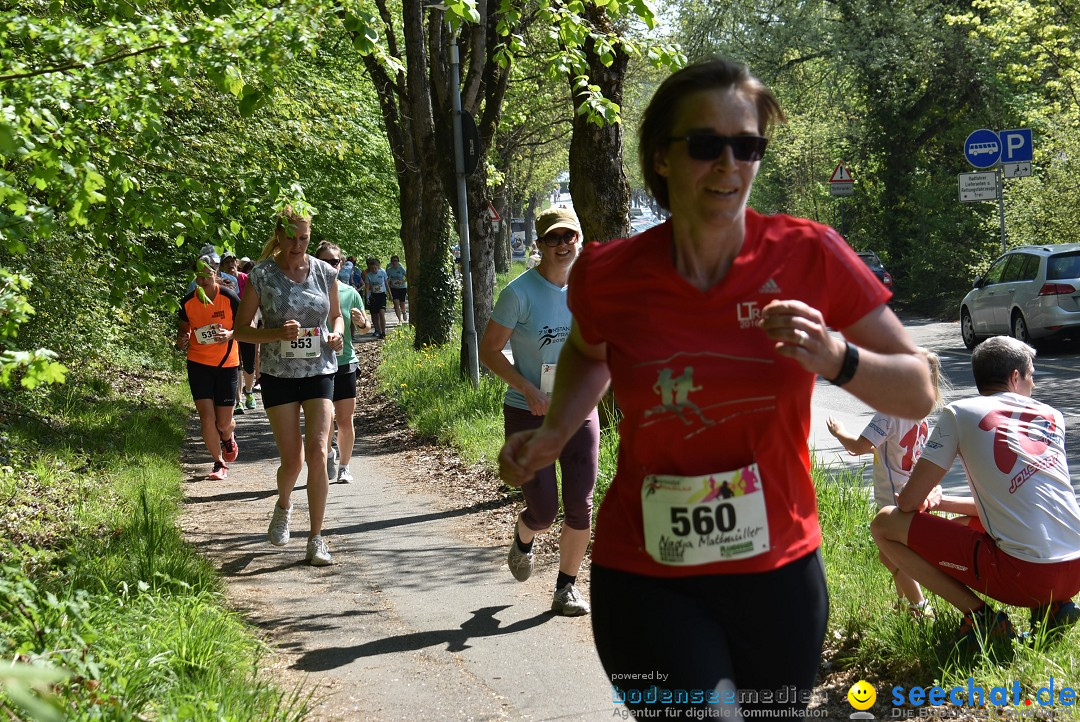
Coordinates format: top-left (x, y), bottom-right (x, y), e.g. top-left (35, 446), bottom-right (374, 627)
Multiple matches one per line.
top-left (856, 251), bottom-right (893, 291)
top-left (959, 243), bottom-right (1080, 349)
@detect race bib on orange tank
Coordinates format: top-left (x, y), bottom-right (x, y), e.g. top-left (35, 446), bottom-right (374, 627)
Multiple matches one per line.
top-left (641, 464), bottom-right (770, 566)
top-left (194, 324), bottom-right (219, 345)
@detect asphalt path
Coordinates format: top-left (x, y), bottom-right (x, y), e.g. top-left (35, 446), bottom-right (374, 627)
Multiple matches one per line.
top-left (180, 315), bottom-right (614, 722)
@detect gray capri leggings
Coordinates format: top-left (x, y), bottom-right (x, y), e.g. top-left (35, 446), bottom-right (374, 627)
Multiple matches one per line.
top-left (503, 404), bottom-right (600, 531)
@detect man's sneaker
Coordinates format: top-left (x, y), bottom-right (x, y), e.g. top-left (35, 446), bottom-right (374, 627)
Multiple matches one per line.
top-left (244, 392), bottom-right (257, 410)
top-left (222, 436), bottom-right (239, 463)
top-left (552, 583), bottom-right (591, 616)
top-left (268, 503), bottom-right (292, 546)
top-left (306, 535), bottom-right (333, 566)
top-left (234, 401), bottom-right (245, 415)
top-left (338, 466), bottom-right (354, 483)
top-left (1031, 600), bottom-right (1080, 634)
top-left (326, 445), bottom-right (339, 482)
top-left (507, 535), bottom-right (534, 582)
top-left (954, 608), bottom-right (1016, 648)
top-left (895, 598), bottom-right (935, 621)
top-left (208, 460), bottom-right (228, 481)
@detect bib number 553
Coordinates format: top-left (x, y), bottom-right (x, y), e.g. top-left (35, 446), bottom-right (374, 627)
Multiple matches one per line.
top-left (670, 505), bottom-right (736, 536)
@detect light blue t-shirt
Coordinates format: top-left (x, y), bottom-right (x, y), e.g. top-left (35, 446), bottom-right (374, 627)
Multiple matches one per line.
top-left (338, 260), bottom-right (355, 285)
top-left (386, 263), bottom-right (407, 289)
top-left (489, 268), bottom-right (571, 411)
top-left (365, 268), bottom-right (388, 294)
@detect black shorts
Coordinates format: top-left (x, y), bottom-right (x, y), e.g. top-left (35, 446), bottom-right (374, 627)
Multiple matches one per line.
top-left (368, 292), bottom-right (387, 312)
top-left (260, 372), bottom-right (335, 409)
top-left (238, 341), bottom-right (257, 374)
top-left (390, 287), bottom-right (407, 302)
top-left (187, 361), bottom-right (239, 407)
top-left (332, 363), bottom-right (358, 402)
top-left (592, 551), bottom-right (828, 719)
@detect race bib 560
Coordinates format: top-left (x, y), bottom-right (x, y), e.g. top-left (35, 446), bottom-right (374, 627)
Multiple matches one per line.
top-left (641, 464), bottom-right (770, 566)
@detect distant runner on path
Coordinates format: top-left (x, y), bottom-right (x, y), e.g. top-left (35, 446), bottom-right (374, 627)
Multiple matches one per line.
top-left (479, 206), bottom-right (599, 617)
top-left (176, 256), bottom-right (242, 481)
top-left (233, 207), bottom-right (345, 567)
top-left (386, 254), bottom-right (408, 325)
top-left (315, 241), bottom-right (368, 484)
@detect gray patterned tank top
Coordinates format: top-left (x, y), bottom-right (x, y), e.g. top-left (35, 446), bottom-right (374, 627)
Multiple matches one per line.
top-left (250, 255), bottom-right (338, 378)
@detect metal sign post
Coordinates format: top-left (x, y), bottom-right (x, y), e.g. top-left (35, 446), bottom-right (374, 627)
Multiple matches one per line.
top-left (450, 32), bottom-right (479, 386)
top-left (829, 162), bottom-right (854, 237)
top-left (960, 128), bottom-right (1032, 254)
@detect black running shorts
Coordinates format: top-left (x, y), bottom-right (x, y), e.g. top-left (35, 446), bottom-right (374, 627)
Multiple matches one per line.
top-left (187, 360), bottom-right (239, 407)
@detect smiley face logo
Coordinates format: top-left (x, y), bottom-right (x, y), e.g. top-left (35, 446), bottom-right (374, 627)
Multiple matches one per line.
top-left (847, 680), bottom-right (876, 711)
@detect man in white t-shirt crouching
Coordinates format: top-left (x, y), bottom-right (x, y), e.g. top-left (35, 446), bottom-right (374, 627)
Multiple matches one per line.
top-left (871, 335), bottom-right (1080, 646)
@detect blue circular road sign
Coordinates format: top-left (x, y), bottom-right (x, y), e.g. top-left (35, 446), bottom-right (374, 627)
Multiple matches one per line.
top-left (964, 128), bottom-right (1001, 168)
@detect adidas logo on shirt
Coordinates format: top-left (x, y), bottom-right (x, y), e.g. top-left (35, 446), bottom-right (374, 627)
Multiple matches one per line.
top-left (759, 278), bottom-right (782, 294)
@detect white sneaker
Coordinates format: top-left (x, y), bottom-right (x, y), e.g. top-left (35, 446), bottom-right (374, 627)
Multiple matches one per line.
top-left (338, 466), bottom-right (354, 483)
top-left (306, 535), bottom-right (333, 566)
top-left (268, 503), bottom-right (292, 546)
top-left (326, 445), bottom-right (338, 482)
top-left (551, 583), bottom-right (590, 616)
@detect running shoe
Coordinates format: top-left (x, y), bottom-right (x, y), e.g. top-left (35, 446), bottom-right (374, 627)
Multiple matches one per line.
top-left (507, 532), bottom-right (534, 582)
top-left (252, 381), bottom-right (261, 392)
top-left (306, 535), bottom-right (333, 566)
top-left (551, 583), bottom-right (590, 616)
top-left (208, 460), bottom-right (228, 481)
top-left (234, 401), bottom-right (245, 415)
top-left (244, 392), bottom-right (257, 410)
top-left (222, 436), bottom-right (239, 463)
top-left (338, 466), bottom-right (354, 483)
top-left (894, 598), bottom-right (935, 621)
top-left (954, 608), bottom-right (1016, 649)
top-left (326, 445), bottom-right (338, 483)
top-left (268, 503), bottom-right (292, 546)
top-left (1031, 600), bottom-right (1080, 635)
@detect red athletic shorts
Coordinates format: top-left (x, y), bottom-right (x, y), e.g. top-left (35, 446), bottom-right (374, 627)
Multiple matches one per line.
top-left (907, 512), bottom-right (1080, 607)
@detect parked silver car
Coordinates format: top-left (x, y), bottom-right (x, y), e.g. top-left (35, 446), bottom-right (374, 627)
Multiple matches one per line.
top-left (959, 243), bottom-right (1080, 349)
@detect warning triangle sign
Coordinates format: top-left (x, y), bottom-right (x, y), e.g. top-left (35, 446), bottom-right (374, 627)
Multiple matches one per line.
top-left (829, 162), bottom-right (854, 183)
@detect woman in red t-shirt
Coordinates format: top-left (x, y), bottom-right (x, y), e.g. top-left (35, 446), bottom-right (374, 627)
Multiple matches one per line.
top-left (499, 58), bottom-right (935, 720)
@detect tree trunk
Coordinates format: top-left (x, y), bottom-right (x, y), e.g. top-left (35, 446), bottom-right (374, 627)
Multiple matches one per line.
top-left (567, 7), bottom-right (631, 244)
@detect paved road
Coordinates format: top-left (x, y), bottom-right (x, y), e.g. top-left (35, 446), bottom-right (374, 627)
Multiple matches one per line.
top-left (811, 316), bottom-right (1080, 496)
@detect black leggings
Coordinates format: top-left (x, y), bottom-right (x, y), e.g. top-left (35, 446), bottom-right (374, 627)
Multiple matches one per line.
top-left (591, 550), bottom-right (828, 720)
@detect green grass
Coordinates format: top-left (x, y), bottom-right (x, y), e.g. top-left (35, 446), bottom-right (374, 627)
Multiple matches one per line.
top-left (815, 461), bottom-right (1080, 715)
top-left (0, 363), bottom-right (307, 721)
top-left (378, 325), bottom-right (1080, 714)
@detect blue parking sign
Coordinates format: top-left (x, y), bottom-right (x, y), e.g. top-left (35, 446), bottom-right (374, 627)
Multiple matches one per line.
top-left (964, 129), bottom-right (1001, 168)
top-left (999, 128), bottom-right (1033, 163)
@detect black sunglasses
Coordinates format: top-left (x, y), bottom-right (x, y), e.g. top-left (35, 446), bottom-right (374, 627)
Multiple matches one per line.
top-left (540, 230), bottom-right (578, 247)
top-left (667, 134), bottom-right (768, 162)
top-left (322, 257), bottom-right (343, 267)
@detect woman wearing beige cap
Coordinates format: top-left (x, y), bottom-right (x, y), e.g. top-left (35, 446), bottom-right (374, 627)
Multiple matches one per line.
top-left (479, 206), bottom-right (599, 617)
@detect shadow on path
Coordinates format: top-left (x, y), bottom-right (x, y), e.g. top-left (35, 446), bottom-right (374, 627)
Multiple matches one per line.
top-left (293, 606), bottom-right (555, 671)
